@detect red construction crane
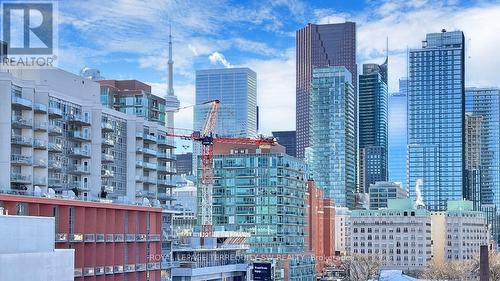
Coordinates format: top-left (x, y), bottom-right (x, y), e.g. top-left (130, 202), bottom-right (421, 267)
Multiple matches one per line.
top-left (166, 99), bottom-right (276, 237)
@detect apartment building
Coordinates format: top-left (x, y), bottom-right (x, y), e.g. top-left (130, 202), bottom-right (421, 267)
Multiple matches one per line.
top-left (0, 193), bottom-right (162, 281)
top-left (0, 68), bottom-right (176, 205)
top-left (348, 199), bottom-right (432, 271)
top-left (369, 181), bottom-right (408, 210)
top-left (431, 200), bottom-right (489, 264)
top-left (334, 206), bottom-right (351, 256)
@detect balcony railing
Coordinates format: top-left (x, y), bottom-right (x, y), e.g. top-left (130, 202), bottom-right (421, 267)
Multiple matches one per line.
top-left (68, 164), bottom-right (90, 174)
top-left (102, 153), bottom-right (114, 162)
top-left (69, 180), bottom-right (90, 190)
top-left (12, 96), bottom-right (33, 109)
top-left (12, 115), bottom-right (32, 129)
top-left (33, 139), bottom-right (47, 150)
top-left (33, 103), bottom-right (47, 113)
top-left (11, 173), bottom-right (31, 183)
top-left (56, 233), bottom-right (68, 242)
top-left (136, 160), bottom-right (143, 168)
top-left (48, 142), bottom-right (63, 152)
top-left (114, 234), bottom-right (124, 242)
top-left (34, 121), bottom-right (48, 131)
top-left (157, 152), bottom-right (176, 160)
top-left (101, 121), bottom-right (114, 131)
top-left (84, 234), bottom-right (95, 242)
top-left (34, 158), bottom-right (47, 168)
top-left (157, 138), bottom-right (174, 147)
top-left (96, 234), bottom-right (105, 242)
top-left (101, 169), bottom-right (114, 178)
top-left (102, 137), bottom-right (115, 147)
top-left (143, 134), bottom-right (157, 143)
top-left (48, 159), bottom-right (62, 170)
top-left (48, 124), bottom-right (62, 135)
top-left (48, 178), bottom-right (63, 187)
top-left (142, 147), bottom-right (157, 156)
top-left (48, 107), bottom-right (63, 117)
top-left (11, 135), bottom-right (32, 146)
top-left (157, 179), bottom-right (174, 187)
top-left (68, 114), bottom-right (90, 125)
top-left (11, 154), bottom-right (32, 165)
top-left (69, 131), bottom-right (91, 141)
top-left (69, 233), bottom-right (84, 242)
top-left (69, 147), bottom-right (91, 158)
top-left (143, 162), bottom-right (158, 170)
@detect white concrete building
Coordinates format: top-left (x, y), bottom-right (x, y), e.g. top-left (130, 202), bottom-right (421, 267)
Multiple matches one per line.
top-left (0, 210), bottom-right (74, 281)
top-left (334, 206), bottom-right (351, 255)
top-left (0, 68), bottom-right (176, 206)
top-left (347, 199), bottom-right (432, 271)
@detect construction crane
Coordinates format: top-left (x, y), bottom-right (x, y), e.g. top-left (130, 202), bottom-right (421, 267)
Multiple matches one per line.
top-left (166, 99), bottom-right (276, 237)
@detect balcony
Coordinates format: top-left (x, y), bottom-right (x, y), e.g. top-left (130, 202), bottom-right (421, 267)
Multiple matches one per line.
top-left (101, 153), bottom-right (114, 162)
top-left (68, 147), bottom-right (91, 158)
top-left (74, 269), bottom-right (82, 278)
top-left (157, 179), bottom-right (174, 187)
top-left (157, 152), bottom-right (176, 161)
top-left (143, 162), bottom-right (157, 170)
top-left (34, 121), bottom-right (48, 131)
top-left (96, 234), bottom-right (105, 242)
top-left (48, 159), bottom-right (62, 170)
top-left (56, 233), bottom-right (68, 242)
top-left (106, 234), bottom-right (114, 242)
top-left (69, 233), bottom-right (84, 242)
top-left (34, 177), bottom-right (47, 186)
top-left (136, 160), bottom-right (143, 168)
top-left (33, 139), bottom-right (47, 150)
top-left (48, 123), bottom-right (62, 135)
top-left (143, 176), bottom-right (156, 184)
top-left (69, 131), bottom-right (91, 142)
top-left (143, 134), bottom-right (157, 143)
top-left (11, 154), bottom-right (32, 165)
top-left (157, 165), bottom-right (170, 173)
top-left (33, 158), bottom-right (47, 168)
top-left (68, 164), bottom-right (90, 175)
top-left (136, 234), bottom-right (147, 242)
top-left (12, 96), bottom-right (32, 110)
top-left (48, 107), bottom-right (63, 118)
top-left (48, 177), bottom-right (63, 187)
top-left (95, 266), bottom-right (104, 275)
top-left (149, 234), bottom-right (161, 241)
top-left (135, 175), bottom-right (143, 182)
top-left (11, 115), bottom-right (32, 129)
top-left (69, 180), bottom-right (90, 190)
top-left (11, 173), bottom-right (31, 184)
top-left (84, 234), bottom-right (95, 242)
top-left (114, 234), bottom-right (124, 242)
top-left (11, 135), bottom-right (32, 146)
top-left (125, 234), bottom-right (135, 242)
top-left (105, 266), bottom-right (113, 274)
top-left (67, 114), bottom-right (90, 126)
top-left (136, 132), bottom-right (143, 139)
top-left (101, 169), bottom-right (114, 178)
top-left (48, 142), bottom-right (63, 152)
top-left (83, 267), bottom-right (95, 276)
top-left (101, 121), bottom-right (114, 132)
top-left (157, 138), bottom-right (174, 148)
top-left (157, 193), bottom-right (174, 201)
top-left (135, 263), bottom-right (146, 271)
top-left (33, 103), bottom-right (47, 113)
top-left (142, 147), bottom-right (157, 157)
top-left (102, 137), bottom-right (115, 147)
top-left (113, 265), bottom-right (123, 274)
top-left (124, 264), bottom-right (136, 273)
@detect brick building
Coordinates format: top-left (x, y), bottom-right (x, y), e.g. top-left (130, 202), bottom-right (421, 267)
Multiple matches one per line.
top-left (0, 194), bottom-right (162, 281)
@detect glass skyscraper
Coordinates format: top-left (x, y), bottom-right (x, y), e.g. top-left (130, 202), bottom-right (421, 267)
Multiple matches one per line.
top-left (194, 68), bottom-right (257, 137)
top-left (296, 22), bottom-right (357, 159)
top-left (465, 87), bottom-right (500, 244)
top-left (407, 30), bottom-right (465, 211)
top-left (358, 62), bottom-right (388, 193)
top-left (388, 78), bottom-right (408, 186)
top-left (308, 66), bottom-right (356, 208)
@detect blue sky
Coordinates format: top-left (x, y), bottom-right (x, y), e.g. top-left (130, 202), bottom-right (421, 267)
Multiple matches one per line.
top-left (51, 0), bottom-right (500, 154)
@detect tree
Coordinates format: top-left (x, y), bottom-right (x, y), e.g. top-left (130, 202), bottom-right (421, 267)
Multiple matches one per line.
top-left (343, 254), bottom-right (382, 281)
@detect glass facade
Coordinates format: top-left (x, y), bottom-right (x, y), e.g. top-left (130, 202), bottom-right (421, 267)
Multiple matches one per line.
top-left (388, 79), bottom-right (408, 187)
top-left (358, 63), bottom-right (388, 192)
top-left (296, 22), bottom-right (357, 159)
top-left (407, 31), bottom-right (465, 211)
top-left (465, 88), bottom-right (500, 244)
top-left (194, 68), bottom-right (257, 137)
top-left (308, 67), bottom-right (356, 208)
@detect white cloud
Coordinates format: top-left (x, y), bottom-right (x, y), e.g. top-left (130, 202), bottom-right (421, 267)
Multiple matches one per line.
top-left (208, 52), bottom-right (232, 68)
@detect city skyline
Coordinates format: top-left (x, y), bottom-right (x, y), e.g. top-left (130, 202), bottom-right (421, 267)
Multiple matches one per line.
top-left (52, 1), bottom-right (500, 143)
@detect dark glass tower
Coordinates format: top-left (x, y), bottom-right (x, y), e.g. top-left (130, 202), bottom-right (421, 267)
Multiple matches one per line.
top-left (296, 22), bottom-right (357, 158)
top-left (358, 62), bottom-right (388, 193)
